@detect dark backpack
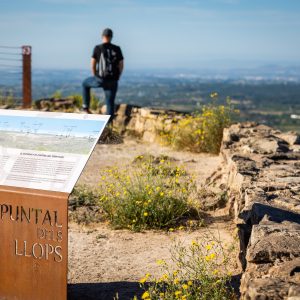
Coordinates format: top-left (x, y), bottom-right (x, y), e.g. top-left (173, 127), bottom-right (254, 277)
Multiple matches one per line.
top-left (98, 45), bottom-right (119, 79)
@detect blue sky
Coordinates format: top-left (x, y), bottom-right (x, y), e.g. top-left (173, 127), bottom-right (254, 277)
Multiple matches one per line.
top-left (0, 0), bottom-right (300, 69)
top-left (0, 116), bottom-right (105, 137)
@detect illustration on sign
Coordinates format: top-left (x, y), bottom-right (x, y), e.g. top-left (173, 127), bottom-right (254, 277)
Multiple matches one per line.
top-left (0, 109), bottom-right (110, 193)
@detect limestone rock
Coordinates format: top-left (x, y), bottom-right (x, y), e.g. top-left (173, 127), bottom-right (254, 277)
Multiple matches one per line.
top-left (288, 286), bottom-right (300, 299)
top-left (249, 136), bottom-right (290, 154)
top-left (247, 224), bottom-right (300, 263)
top-left (276, 132), bottom-right (300, 145)
top-left (242, 277), bottom-right (292, 300)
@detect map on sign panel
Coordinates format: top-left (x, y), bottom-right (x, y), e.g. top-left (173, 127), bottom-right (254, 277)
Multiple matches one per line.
top-left (0, 110), bottom-right (110, 193)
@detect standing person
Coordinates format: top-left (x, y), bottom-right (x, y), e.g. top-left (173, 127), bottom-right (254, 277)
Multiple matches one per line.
top-left (82, 28), bottom-right (124, 124)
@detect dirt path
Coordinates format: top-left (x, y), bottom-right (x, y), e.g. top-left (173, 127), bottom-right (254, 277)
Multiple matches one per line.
top-left (77, 137), bottom-right (221, 188)
top-left (68, 138), bottom-right (238, 300)
top-left (68, 223), bottom-right (237, 300)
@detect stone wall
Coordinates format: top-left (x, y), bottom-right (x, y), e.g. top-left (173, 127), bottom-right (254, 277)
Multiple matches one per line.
top-left (102, 104), bottom-right (185, 142)
top-left (208, 122), bottom-right (300, 299)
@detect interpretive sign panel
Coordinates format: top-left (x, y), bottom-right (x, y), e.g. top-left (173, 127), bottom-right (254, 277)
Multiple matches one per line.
top-left (0, 110), bottom-right (109, 300)
top-left (0, 109), bottom-right (109, 192)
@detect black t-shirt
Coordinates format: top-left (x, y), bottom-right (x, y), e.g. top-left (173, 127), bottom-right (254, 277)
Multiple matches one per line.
top-left (92, 43), bottom-right (124, 80)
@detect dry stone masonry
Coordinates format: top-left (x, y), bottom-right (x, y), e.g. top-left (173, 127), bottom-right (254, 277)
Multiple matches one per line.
top-left (102, 103), bottom-right (185, 141)
top-left (209, 122), bottom-right (300, 299)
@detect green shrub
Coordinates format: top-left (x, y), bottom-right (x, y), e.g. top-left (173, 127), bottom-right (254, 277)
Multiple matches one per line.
top-left (69, 185), bottom-right (104, 224)
top-left (160, 95), bottom-right (239, 154)
top-left (136, 234), bottom-right (236, 300)
top-left (98, 156), bottom-right (197, 231)
top-left (0, 89), bottom-right (15, 106)
top-left (52, 90), bottom-right (63, 98)
top-left (70, 93), bottom-right (102, 110)
top-left (71, 94), bottom-right (83, 108)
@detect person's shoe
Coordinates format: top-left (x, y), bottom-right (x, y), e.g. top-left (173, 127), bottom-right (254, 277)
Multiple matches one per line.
top-left (82, 108), bottom-right (92, 114)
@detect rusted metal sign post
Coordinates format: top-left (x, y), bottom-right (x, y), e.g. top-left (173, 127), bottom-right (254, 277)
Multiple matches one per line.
top-left (0, 186), bottom-right (68, 300)
top-left (22, 45), bottom-right (32, 108)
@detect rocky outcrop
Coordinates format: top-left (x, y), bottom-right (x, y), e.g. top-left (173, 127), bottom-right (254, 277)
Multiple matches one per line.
top-left (208, 122), bottom-right (300, 299)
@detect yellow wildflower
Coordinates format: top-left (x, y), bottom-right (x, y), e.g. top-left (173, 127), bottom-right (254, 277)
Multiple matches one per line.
top-left (156, 259), bottom-right (165, 265)
top-left (173, 278), bottom-right (179, 284)
top-left (188, 280), bottom-right (193, 286)
top-left (161, 273), bottom-right (169, 281)
top-left (143, 212), bottom-right (148, 217)
top-left (205, 244), bottom-right (212, 251)
top-left (139, 277), bottom-right (147, 284)
top-left (205, 253), bottom-right (216, 261)
top-left (141, 291), bottom-right (150, 299)
top-left (182, 284), bottom-right (188, 290)
top-left (174, 290), bottom-right (182, 296)
top-left (213, 269), bottom-right (219, 275)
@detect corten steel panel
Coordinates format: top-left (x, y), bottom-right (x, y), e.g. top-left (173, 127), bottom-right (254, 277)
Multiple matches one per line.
top-left (0, 186), bottom-right (68, 300)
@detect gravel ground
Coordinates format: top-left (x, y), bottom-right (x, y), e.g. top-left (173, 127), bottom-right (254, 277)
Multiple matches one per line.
top-left (68, 137), bottom-right (239, 300)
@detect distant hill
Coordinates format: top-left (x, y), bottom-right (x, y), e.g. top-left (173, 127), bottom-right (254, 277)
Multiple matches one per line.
top-left (1, 66), bottom-right (300, 132)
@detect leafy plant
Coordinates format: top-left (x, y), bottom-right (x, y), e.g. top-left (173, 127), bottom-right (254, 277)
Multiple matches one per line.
top-left (98, 156), bottom-right (198, 231)
top-left (69, 185), bottom-right (104, 224)
top-left (160, 94), bottom-right (239, 154)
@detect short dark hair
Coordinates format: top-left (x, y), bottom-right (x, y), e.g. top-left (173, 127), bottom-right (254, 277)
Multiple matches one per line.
top-left (102, 28), bottom-right (113, 38)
